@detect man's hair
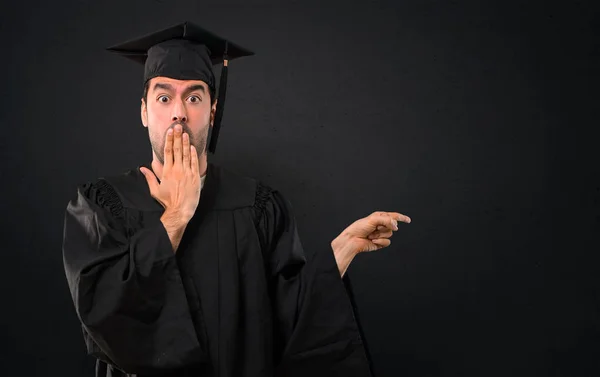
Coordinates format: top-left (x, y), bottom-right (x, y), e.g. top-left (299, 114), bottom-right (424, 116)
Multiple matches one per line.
top-left (142, 80), bottom-right (216, 105)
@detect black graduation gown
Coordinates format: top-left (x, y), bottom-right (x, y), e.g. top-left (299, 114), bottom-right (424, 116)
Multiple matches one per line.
top-left (62, 162), bottom-right (374, 377)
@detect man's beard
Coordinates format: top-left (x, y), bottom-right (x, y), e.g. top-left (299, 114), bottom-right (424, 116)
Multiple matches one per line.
top-left (150, 121), bottom-right (209, 165)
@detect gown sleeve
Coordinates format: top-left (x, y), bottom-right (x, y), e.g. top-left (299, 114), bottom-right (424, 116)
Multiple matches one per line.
top-left (62, 179), bottom-right (207, 375)
top-left (254, 183), bottom-right (374, 377)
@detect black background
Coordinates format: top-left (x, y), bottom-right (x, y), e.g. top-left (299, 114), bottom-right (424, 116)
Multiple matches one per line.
top-left (1, 0), bottom-right (599, 376)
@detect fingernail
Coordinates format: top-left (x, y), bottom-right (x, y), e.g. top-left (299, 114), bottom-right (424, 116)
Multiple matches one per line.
top-left (167, 129), bottom-right (173, 135)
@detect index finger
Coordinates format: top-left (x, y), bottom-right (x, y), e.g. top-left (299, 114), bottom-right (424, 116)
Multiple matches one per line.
top-left (369, 212), bottom-right (411, 232)
top-left (371, 211), bottom-right (411, 224)
top-left (164, 128), bottom-right (174, 170)
top-left (390, 212), bottom-right (411, 224)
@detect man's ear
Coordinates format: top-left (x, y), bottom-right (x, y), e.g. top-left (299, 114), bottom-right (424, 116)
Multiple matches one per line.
top-left (141, 98), bottom-right (148, 128)
top-left (210, 99), bottom-right (218, 126)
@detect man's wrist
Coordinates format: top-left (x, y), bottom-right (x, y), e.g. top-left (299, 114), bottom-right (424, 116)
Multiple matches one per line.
top-left (160, 209), bottom-right (189, 252)
top-left (161, 209), bottom-right (189, 229)
top-left (331, 234), bottom-right (358, 277)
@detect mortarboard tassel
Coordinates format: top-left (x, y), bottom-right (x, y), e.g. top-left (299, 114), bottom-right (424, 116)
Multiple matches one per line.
top-left (208, 42), bottom-right (229, 154)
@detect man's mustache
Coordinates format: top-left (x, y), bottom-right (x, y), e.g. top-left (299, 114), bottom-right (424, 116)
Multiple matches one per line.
top-left (166, 121), bottom-right (193, 136)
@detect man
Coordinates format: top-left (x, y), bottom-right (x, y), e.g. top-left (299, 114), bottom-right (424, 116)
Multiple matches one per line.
top-left (62, 21), bottom-right (411, 377)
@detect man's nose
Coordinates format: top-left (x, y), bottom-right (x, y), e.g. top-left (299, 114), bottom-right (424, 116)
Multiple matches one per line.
top-left (172, 100), bottom-right (188, 123)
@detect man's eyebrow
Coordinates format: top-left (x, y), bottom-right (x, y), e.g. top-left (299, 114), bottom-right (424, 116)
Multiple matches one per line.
top-left (153, 82), bottom-right (174, 92)
top-left (152, 82), bottom-right (206, 95)
top-left (185, 84), bottom-right (206, 94)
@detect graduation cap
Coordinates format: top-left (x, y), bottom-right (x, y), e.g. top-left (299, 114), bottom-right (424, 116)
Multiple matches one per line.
top-left (106, 21), bottom-right (254, 154)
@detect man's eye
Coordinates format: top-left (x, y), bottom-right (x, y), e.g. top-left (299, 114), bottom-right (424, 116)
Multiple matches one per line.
top-left (158, 96), bottom-right (169, 103)
top-left (188, 96), bottom-right (201, 103)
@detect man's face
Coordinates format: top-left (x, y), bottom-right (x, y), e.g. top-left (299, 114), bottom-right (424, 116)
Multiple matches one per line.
top-left (141, 77), bottom-right (216, 165)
